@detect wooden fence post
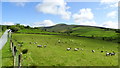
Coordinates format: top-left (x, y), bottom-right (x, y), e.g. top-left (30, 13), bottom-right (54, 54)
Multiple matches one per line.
top-left (10, 40), bottom-right (13, 51)
top-left (18, 54), bottom-right (22, 68)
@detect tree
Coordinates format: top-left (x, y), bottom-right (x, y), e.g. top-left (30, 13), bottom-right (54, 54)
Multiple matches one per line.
top-left (9, 25), bottom-right (20, 32)
top-left (25, 25), bottom-right (30, 29)
top-left (2, 25), bottom-right (7, 31)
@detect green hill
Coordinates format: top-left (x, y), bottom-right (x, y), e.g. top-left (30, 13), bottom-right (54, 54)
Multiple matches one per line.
top-left (41, 24), bottom-right (119, 43)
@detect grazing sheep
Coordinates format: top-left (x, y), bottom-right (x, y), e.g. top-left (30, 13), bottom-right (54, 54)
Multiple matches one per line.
top-left (37, 45), bottom-right (42, 47)
top-left (106, 53), bottom-right (111, 56)
top-left (106, 52), bottom-right (116, 56)
top-left (18, 44), bottom-right (22, 47)
top-left (66, 48), bottom-right (71, 51)
top-left (92, 50), bottom-right (95, 53)
top-left (58, 40), bottom-right (61, 43)
top-left (111, 53), bottom-right (115, 56)
top-left (44, 45), bottom-right (47, 48)
top-left (74, 48), bottom-right (79, 51)
top-left (34, 42), bottom-right (37, 44)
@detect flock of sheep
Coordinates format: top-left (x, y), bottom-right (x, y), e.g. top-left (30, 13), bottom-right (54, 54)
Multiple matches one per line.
top-left (29, 40), bottom-right (116, 57)
top-left (29, 42), bottom-right (47, 48)
top-left (66, 47), bottom-right (116, 56)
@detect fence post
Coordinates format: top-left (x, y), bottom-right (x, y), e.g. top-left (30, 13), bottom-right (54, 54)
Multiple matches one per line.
top-left (18, 54), bottom-right (22, 68)
top-left (10, 40), bottom-right (13, 51)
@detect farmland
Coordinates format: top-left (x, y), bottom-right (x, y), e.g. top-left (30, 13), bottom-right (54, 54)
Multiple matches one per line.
top-left (11, 33), bottom-right (118, 66)
top-left (1, 24), bottom-right (119, 66)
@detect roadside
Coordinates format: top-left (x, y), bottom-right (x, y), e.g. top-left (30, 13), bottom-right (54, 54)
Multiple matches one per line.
top-left (0, 29), bottom-right (9, 50)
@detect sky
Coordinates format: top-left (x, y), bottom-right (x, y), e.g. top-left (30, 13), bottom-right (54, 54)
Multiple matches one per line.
top-left (1, 0), bottom-right (119, 29)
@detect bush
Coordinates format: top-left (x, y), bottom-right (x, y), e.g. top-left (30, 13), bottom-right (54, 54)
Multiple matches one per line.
top-left (9, 25), bottom-right (20, 32)
top-left (22, 49), bottom-right (28, 54)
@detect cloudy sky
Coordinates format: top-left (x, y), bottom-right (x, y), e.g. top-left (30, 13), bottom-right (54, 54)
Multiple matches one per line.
top-left (1, 0), bottom-right (119, 29)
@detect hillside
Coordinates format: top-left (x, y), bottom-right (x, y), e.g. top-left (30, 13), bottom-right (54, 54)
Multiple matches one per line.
top-left (41, 24), bottom-right (119, 43)
top-left (1, 24), bottom-right (119, 43)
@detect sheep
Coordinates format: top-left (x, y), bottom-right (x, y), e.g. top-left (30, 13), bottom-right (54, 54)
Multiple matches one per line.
top-left (44, 45), bottom-right (47, 48)
top-left (74, 48), bottom-right (79, 51)
top-left (34, 42), bottom-right (37, 44)
top-left (58, 40), bottom-right (61, 43)
top-left (66, 48), bottom-right (71, 51)
top-left (37, 45), bottom-right (42, 47)
top-left (106, 52), bottom-right (116, 56)
top-left (92, 50), bottom-right (95, 53)
top-left (111, 53), bottom-right (116, 56)
top-left (106, 53), bottom-right (111, 56)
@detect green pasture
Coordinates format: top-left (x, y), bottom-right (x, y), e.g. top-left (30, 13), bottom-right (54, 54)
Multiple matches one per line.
top-left (17, 29), bottom-right (60, 35)
top-left (71, 27), bottom-right (117, 37)
top-left (1, 39), bottom-right (13, 66)
top-left (11, 33), bottom-right (118, 66)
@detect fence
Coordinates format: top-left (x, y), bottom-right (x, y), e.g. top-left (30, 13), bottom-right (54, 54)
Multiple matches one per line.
top-left (9, 30), bottom-right (22, 68)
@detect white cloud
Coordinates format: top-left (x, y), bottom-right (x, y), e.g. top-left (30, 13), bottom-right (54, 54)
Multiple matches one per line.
top-left (9, 0), bottom-right (28, 2)
top-left (36, 0), bottom-right (71, 20)
top-left (8, 0), bottom-right (28, 7)
top-left (0, 22), bottom-right (14, 25)
top-left (32, 20), bottom-right (55, 27)
top-left (101, 0), bottom-right (118, 3)
top-left (101, 21), bottom-right (118, 29)
top-left (107, 11), bottom-right (117, 18)
top-left (72, 8), bottom-right (96, 26)
top-left (15, 2), bottom-right (26, 7)
top-left (80, 20), bottom-right (97, 26)
top-left (109, 2), bottom-right (118, 7)
top-left (100, 0), bottom-right (119, 8)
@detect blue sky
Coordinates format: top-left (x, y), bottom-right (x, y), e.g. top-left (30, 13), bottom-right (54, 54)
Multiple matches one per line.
top-left (1, 0), bottom-right (118, 29)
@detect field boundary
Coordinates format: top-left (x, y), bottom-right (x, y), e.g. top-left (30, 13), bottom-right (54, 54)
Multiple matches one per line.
top-left (15, 32), bottom-right (119, 43)
top-left (9, 30), bottom-right (22, 68)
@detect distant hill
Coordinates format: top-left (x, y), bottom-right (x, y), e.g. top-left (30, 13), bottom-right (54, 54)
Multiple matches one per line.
top-left (1, 24), bottom-right (119, 43)
top-left (40, 24), bottom-right (119, 43)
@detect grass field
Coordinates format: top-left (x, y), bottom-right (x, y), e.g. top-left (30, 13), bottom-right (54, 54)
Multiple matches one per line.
top-left (12, 33), bottom-right (118, 66)
top-left (17, 29), bottom-right (60, 35)
top-left (71, 27), bottom-right (117, 37)
top-left (1, 39), bottom-right (13, 66)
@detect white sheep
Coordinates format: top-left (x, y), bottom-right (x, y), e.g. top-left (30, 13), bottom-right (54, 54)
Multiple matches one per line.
top-left (74, 48), bottom-right (79, 51)
top-left (37, 45), bottom-right (42, 47)
top-left (92, 50), bottom-right (95, 53)
top-left (66, 48), bottom-right (71, 51)
top-left (111, 53), bottom-right (116, 56)
top-left (44, 45), bottom-right (47, 48)
top-left (106, 53), bottom-right (111, 56)
top-left (34, 42), bottom-right (37, 44)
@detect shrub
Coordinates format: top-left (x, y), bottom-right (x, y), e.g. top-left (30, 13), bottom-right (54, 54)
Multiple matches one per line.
top-left (22, 49), bottom-right (28, 54)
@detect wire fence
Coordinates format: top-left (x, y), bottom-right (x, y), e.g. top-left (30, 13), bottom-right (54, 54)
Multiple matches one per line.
top-left (9, 30), bottom-right (22, 68)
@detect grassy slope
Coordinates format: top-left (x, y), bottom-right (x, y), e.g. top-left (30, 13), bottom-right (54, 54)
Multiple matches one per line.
top-left (71, 27), bottom-right (117, 37)
top-left (45, 24), bottom-right (75, 32)
top-left (12, 33), bottom-right (118, 66)
top-left (1, 40), bottom-right (13, 66)
top-left (43, 24), bottom-right (118, 41)
top-left (17, 29), bottom-right (60, 34)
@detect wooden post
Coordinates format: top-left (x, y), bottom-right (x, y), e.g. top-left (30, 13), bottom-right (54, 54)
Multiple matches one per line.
top-left (18, 54), bottom-right (22, 68)
top-left (10, 40), bottom-right (13, 51)
top-left (12, 46), bottom-right (15, 56)
top-left (14, 46), bottom-right (17, 56)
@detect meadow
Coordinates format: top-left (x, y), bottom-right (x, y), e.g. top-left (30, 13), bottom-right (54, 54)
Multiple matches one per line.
top-left (1, 39), bottom-right (13, 66)
top-left (12, 33), bottom-right (118, 66)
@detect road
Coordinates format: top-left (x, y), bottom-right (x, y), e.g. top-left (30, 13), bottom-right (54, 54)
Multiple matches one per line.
top-left (0, 29), bottom-right (10, 50)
